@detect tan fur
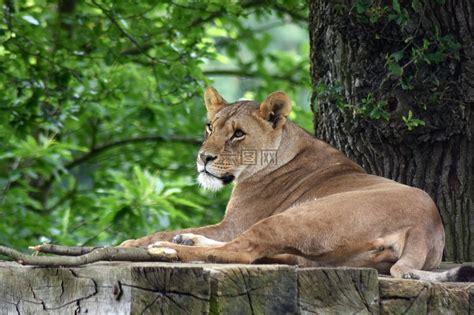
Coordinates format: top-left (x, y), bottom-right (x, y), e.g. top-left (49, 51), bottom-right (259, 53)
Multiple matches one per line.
top-left (121, 87), bottom-right (446, 280)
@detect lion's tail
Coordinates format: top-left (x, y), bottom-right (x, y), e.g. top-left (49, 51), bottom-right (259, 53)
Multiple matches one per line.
top-left (413, 265), bottom-right (474, 282)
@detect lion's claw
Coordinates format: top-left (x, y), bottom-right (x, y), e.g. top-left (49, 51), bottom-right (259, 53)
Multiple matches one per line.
top-left (402, 272), bottom-right (420, 280)
top-left (172, 234), bottom-right (196, 246)
top-left (171, 234), bottom-right (194, 246)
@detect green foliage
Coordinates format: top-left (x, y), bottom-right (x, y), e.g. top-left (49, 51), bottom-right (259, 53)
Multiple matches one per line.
top-left (355, 0), bottom-right (373, 14)
top-left (314, 82), bottom-right (390, 121)
top-left (386, 51), bottom-right (404, 77)
top-left (313, 81), bottom-right (350, 112)
top-left (326, 0), bottom-right (463, 130)
top-left (358, 94), bottom-right (390, 121)
top-left (0, 0), bottom-right (310, 248)
top-left (388, 0), bottom-right (409, 28)
top-left (402, 110), bottom-right (425, 130)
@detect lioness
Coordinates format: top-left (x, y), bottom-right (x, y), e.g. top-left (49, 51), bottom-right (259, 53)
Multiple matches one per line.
top-left (121, 87), bottom-right (472, 282)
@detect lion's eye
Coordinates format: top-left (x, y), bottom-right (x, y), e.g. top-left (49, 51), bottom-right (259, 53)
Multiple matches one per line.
top-left (233, 129), bottom-right (245, 139)
top-left (206, 123), bottom-right (213, 134)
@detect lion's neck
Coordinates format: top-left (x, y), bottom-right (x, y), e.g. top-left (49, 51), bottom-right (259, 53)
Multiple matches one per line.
top-left (242, 121), bottom-right (363, 181)
top-left (219, 122), bottom-right (367, 238)
top-left (226, 122), bottom-right (365, 226)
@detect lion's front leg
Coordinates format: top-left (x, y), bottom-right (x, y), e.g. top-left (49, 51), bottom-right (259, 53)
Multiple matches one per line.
top-left (118, 222), bottom-right (229, 248)
top-left (119, 231), bottom-right (179, 248)
top-left (148, 240), bottom-right (257, 264)
top-left (171, 233), bottom-right (225, 247)
top-left (149, 220), bottom-right (287, 263)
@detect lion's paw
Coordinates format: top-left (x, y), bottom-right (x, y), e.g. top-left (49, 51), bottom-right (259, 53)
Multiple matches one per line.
top-left (147, 241), bottom-right (175, 249)
top-left (172, 234), bottom-right (197, 246)
top-left (402, 272), bottom-right (420, 280)
top-left (172, 233), bottom-right (223, 247)
top-left (119, 239), bottom-right (142, 248)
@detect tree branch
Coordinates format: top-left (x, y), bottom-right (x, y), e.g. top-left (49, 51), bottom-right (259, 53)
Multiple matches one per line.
top-left (29, 243), bottom-right (98, 256)
top-left (66, 135), bottom-right (201, 169)
top-left (0, 245), bottom-right (178, 267)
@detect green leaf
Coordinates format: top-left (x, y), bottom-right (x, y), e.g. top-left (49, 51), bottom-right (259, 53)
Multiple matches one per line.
top-left (388, 62), bottom-right (403, 76)
top-left (355, 0), bottom-right (373, 14)
top-left (392, 0), bottom-right (401, 14)
top-left (411, 0), bottom-right (422, 10)
top-left (168, 196), bottom-right (203, 209)
top-left (402, 110), bottom-right (425, 130)
top-left (392, 51), bottom-right (404, 62)
top-left (61, 207), bottom-right (71, 236)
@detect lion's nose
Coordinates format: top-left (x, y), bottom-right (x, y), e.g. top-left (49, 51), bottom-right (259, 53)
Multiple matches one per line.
top-left (199, 152), bottom-right (217, 164)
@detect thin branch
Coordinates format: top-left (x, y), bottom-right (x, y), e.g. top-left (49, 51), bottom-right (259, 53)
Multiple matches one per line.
top-left (0, 245), bottom-right (178, 266)
top-left (273, 3), bottom-right (307, 23)
top-left (122, 3), bottom-right (160, 19)
top-left (10, 42), bottom-right (83, 82)
top-left (80, 224), bottom-right (112, 247)
top-left (66, 135), bottom-right (201, 169)
top-left (190, 11), bottom-right (223, 28)
top-left (29, 243), bottom-right (99, 256)
top-left (120, 43), bottom-right (155, 56)
top-left (88, 0), bottom-right (165, 65)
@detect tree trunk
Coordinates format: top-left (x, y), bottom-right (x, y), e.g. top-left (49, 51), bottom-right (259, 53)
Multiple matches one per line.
top-left (1, 261), bottom-right (471, 314)
top-left (309, 0), bottom-right (473, 261)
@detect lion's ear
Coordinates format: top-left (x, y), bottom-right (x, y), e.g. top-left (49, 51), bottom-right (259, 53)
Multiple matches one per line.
top-left (204, 87), bottom-right (227, 120)
top-left (259, 91), bottom-right (292, 128)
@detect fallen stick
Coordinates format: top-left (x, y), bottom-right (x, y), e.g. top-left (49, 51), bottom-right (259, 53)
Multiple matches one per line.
top-left (28, 243), bottom-right (99, 256)
top-left (0, 245), bottom-right (178, 267)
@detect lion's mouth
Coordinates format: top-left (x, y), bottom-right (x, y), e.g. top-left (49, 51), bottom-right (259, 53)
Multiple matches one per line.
top-left (200, 170), bottom-right (235, 185)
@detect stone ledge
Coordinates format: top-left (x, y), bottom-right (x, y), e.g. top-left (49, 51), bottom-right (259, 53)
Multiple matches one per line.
top-left (0, 261), bottom-right (472, 314)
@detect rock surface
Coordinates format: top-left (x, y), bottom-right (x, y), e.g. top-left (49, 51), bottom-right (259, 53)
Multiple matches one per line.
top-left (0, 261), bottom-right (472, 314)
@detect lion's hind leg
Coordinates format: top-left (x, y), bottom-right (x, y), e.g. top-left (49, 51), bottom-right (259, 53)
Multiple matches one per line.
top-left (389, 228), bottom-right (439, 281)
top-left (390, 228), bottom-right (473, 282)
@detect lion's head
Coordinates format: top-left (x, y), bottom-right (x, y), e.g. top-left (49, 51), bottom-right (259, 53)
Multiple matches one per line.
top-left (197, 87), bottom-right (292, 191)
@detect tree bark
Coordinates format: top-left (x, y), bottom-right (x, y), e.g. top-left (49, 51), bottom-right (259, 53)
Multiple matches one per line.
top-left (309, 0), bottom-right (473, 261)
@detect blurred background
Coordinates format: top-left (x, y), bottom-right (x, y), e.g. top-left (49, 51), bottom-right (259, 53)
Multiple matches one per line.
top-left (0, 0), bottom-right (310, 248)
